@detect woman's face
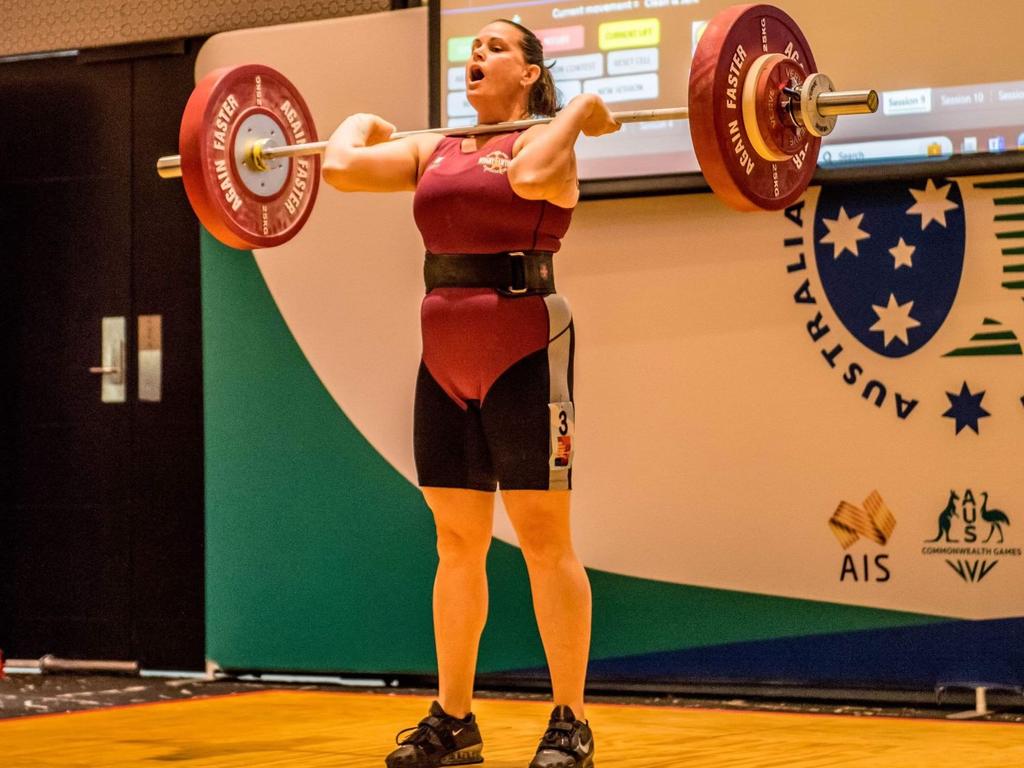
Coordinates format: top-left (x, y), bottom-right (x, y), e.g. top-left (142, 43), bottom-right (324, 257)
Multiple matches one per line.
top-left (465, 22), bottom-right (539, 118)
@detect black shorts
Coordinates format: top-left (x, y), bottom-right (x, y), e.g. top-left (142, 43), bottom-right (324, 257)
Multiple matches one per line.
top-left (413, 288), bottom-right (575, 492)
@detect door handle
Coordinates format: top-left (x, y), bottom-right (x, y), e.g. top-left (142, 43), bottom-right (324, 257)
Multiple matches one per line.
top-left (91, 318), bottom-right (127, 403)
top-left (89, 340), bottom-right (125, 385)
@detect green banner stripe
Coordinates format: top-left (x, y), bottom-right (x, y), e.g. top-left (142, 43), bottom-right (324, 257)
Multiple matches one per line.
top-left (982, 318), bottom-right (1002, 325)
top-left (1003, 280), bottom-right (1024, 289)
top-left (1003, 247), bottom-right (1024, 255)
top-left (945, 344), bottom-right (1023, 357)
top-left (1004, 264), bottom-right (1024, 273)
top-left (971, 331), bottom-right (1018, 341)
top-left (994, 196), bottom-right (1024, 205)
top-left (995, 212), bottom-right (1024, 222)
top-left (996, 230), bottom-right (1024, 239)
top-left (975, 178), bottom-right (1024, 189)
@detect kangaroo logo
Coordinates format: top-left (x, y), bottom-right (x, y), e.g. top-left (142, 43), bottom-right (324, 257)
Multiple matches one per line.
top-left (927, 490), bottom-right (960, 542)
top-left (921, 488), bottom-right (1018, 583)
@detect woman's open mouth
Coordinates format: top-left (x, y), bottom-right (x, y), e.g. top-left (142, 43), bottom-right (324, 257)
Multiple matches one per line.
top-left (468, 64), bottom-right (485, 84)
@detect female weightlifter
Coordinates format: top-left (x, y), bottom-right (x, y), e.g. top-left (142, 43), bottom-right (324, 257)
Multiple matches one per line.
top-left (323, 19), bottom-right (619, 768)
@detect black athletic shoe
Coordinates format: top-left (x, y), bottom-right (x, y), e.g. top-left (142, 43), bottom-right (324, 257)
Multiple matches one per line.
top-left (385, 700), bottom-right (484, 767)
top-left (528, 705), bottom-right (595, 768)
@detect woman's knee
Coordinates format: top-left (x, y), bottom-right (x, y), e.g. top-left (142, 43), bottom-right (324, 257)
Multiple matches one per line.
top-left (435, 524), bottom-right (492, 562)
top-left (423, 487), bottom-right (494, 562)
top-left (516, 529), bottom-right (575, 568)
top-left (503, 490), bottom-right (575, 567)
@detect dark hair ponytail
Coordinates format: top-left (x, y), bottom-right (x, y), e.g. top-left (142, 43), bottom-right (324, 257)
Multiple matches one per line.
top-left (495, 19), bottom-right (560, 117)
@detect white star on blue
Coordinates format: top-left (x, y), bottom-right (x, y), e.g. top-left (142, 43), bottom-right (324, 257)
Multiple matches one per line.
top-left (814, 179), bottom-right (965, 358)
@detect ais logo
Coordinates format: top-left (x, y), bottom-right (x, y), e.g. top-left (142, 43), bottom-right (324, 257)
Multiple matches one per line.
top-left (782, 177), bottom-right (1024, 436)
top-left (829, 489), bottom-right (895, 583)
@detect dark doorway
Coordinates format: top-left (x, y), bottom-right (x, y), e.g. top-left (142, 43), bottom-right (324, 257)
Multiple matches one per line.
top-left (0, 42), bottom-right (205, 670)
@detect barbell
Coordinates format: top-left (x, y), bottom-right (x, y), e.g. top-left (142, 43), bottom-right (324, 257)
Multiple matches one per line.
top-left (156, 3), bottom-right (878, 250)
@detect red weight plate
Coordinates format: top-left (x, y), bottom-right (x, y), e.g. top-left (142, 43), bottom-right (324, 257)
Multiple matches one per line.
top-left (179, 64), bottom-right (319, 250)
top-left (688, 4), bottom-right (819, 211)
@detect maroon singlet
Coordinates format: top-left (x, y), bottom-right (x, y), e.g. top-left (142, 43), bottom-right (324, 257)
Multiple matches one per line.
top-left (411, 130), bottom-right (577, 491)
top-left (413, 131), bottom-right (572, 254)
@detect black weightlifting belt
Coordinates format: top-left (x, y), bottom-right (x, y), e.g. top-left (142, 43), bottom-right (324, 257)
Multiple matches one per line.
top-left (424, 251), bottom-right (555, 296)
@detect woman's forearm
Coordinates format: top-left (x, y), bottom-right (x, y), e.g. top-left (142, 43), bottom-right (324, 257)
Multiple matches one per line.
top-left (322, 115), bottom-right (418, 193)
top-left (322, 117), bottom-right (373, 189)
top-left (508, 96), bottom-right (594, 190)
top-left (324, 117), bottom-right (370, 168)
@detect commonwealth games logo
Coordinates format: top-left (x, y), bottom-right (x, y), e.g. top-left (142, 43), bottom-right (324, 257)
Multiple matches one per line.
top-left (921, 488), bottom-right (1019, 583)
top-left (781, 176), bottom-right (1024, 435)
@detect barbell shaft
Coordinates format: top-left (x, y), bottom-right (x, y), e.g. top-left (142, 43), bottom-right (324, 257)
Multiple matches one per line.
top-left (265, 107), bottom-right (690, 163)
top-left (155, 91), bottom-right (875, 180)
top-left (157, 107), bottom-right (689, 179)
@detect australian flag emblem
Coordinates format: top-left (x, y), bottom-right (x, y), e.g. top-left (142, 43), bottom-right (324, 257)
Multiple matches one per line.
top-left (813, 179), bottom-right (966, 358)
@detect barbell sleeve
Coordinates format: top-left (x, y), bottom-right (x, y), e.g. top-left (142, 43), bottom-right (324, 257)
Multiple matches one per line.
top-left (817, 89), bottom-right (878, 117)
top-left (157, 155), bottom-right (184, 179)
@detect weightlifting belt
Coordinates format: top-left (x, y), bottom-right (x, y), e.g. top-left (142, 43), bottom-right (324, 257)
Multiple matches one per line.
top-left (424, 251), bottom-right (556, 296)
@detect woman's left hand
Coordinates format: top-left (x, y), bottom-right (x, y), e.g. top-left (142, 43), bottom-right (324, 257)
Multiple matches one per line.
top-left (575, 94), bottom-right (621, 137)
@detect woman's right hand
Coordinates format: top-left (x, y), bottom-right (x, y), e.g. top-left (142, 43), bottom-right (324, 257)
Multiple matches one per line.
top-left (575, 94), bottom-right (620, 138)
top-left (341, 113), bottom-right (397, 146)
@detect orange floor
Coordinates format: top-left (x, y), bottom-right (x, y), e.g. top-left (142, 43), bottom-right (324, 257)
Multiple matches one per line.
top-left (1, 689), bottom-right (1021, 767)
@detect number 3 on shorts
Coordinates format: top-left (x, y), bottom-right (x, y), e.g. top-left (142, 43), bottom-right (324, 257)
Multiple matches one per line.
top-left (548, 402), bottom-right (575, 470)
